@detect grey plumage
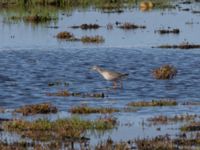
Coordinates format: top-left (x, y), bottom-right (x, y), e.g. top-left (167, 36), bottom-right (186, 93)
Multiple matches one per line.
top-left (91, 65), bottom-right (128, 88)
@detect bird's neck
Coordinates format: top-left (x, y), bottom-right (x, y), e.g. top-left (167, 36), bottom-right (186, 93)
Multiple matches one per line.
top-left (96, 67), bottom-right (105, 74)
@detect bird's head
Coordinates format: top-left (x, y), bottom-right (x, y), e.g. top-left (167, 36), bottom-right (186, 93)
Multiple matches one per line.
top-left (91, 65), bottom-right (99, 71)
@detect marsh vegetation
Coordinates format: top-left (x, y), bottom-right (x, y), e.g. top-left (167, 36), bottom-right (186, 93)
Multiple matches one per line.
top-left (1, 0), bottom-right (200, 149)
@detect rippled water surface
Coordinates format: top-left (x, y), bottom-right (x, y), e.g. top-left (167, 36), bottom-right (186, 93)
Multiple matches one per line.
top-left (1, 47), bottom-right (200, 110)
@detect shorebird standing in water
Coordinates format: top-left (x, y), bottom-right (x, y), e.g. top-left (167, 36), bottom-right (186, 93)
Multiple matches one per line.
top-left (91, 65), bottom-right (128, 88)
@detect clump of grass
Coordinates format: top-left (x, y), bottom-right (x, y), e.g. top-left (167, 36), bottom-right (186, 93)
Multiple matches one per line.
top-left (0, 141), bottom-right (36, 150)
top-left (156, 28), bottom-right (180, 34)
top-left (71, 24), bottom-right (100, 30)
top-left (56, 31), bottom-right (77, 40)
top-left (3, 117), bottom-right (117, 141)
top-left (47, 90), bottom-right (105, 98)
top-left (153, 64), bottom-right (177, 79)
top-left (15, 103), bottom-right (58, 116)
top-left (136, 134), bottom-right (200, 149)
top-left (148, 114), bottom-right (197, 125)
top-left (95, 138), bottom-right (129, 150)
top-left (127, 100), bottom-right (177, 107)
top-left (135, 135), bottom-right (174, 150)
top-left (69, 105), bottom-right (119, 114)
top-left (81, 35), bottom-right (105, 43)
top-left (118, 22), bottom-right (146, 30)
top-left (181, 122), bottom-right (200, 132)
top-left (47, 90), bottom-right (71, 96)
top-left (155, 42), bottom-right (200, 49)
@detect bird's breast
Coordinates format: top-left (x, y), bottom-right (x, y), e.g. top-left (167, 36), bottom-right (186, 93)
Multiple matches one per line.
top-left (101, 72), bottom-right (116, 81)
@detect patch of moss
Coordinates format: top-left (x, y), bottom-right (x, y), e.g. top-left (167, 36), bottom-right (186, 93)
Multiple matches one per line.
top-left (153, 64), bottom-right (177, 79)
top-left (127, 100), bottom-right (177, 107)
top-left (15, 103), bottom-right (58, 116)
top-left (69, 105), bottom-right (119, 114)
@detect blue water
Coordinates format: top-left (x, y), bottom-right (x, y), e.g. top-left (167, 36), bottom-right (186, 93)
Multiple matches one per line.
top-left (1, 47), bottom-right (200, 110)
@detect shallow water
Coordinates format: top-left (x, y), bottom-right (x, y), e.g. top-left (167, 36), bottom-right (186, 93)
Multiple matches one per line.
top-left (1, 1), bottom-right (200, 147)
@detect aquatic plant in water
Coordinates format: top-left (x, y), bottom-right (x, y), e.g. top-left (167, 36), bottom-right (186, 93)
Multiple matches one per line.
top-left (153, 64), bottom-right (177, 79)
top-left (15, 103), bottom-right (57, 115)
top-left (69, 105), bottom-right (119, 114)
top-left (127, 100), bottom-right (177, 107)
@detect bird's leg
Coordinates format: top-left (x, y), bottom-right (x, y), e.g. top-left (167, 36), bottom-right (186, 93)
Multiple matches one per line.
top-left (120, 80), bottom-right (123, 89)
top-left (113, 81), bottom-right (117, 89)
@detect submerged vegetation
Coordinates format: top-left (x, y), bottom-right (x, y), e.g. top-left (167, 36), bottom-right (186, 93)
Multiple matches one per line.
top-left (81, 35), bottom-right (105, 43)
top-left (155, 28), bottom-right (180, 34)
top-left (15, 103), bottom-right (57, 115)
top-left (153, 64), bottom-right (177, 80)
top-left (128, 100), bottom-right (177, 107)
top-left (71, 24), bottom-right (100, 30)
top-left (69, 105), bottom-right (119, 114)
top-left (148, 114), bottom-right (197, 125)
top-left (118, 22), bottom-right (146, 30)
top-left (10, 14), bottom-right (57, 24)
top-left (156, 42), bottom-right (200, 49)
top-left (47, 90), bottom-right (105, 98)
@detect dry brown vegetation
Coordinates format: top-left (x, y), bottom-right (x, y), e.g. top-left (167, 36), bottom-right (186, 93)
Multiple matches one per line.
top-left (69, 105), bottom-right (119, 114)
top-left (148, 114), bottom-right (197, 125)
top-left (181, 122), bottom-right (200, 131)
top-left (15, 103), bottom-right (57, 116)
top-left (127, 100), bottom-right (177, 107)
top-left (153, 64), bottom-right (177, 79)
top-left (139, 1), bottom-right (154, 11)
top-left (56, 31), bottom-right (77, 40)
top-left (95, 138), bottom-right (130, 150)
top-left (135, 134), bottom-right (200, 150)
top-left (118, 22), bottom-right (146, 30)
top-left (81, 35), bottom-right (105, 43)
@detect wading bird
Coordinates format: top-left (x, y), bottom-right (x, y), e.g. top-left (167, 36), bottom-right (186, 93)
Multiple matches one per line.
top-left (91, 65), bottom-right (128, 88)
